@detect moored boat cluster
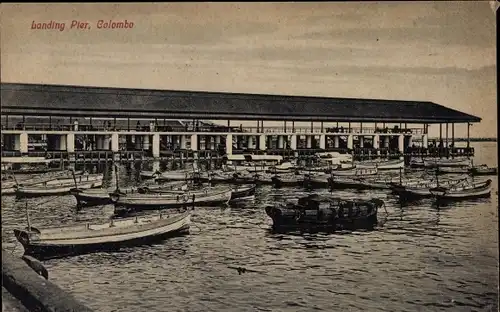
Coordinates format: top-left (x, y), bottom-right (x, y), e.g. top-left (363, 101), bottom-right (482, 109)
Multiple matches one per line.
top-left (2, 154), bottom-right (496, 261)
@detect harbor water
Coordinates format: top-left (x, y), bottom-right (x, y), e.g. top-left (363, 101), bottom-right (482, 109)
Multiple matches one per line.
top-left (1, 142), bottom-right (498, 312)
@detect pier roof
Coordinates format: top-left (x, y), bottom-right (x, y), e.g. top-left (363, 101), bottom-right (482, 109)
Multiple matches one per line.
top-left (1, 82), bottom-right (481, 123)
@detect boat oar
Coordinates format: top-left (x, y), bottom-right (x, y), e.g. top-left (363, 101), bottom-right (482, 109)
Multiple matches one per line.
top-left (114, 164), bottom-right (120, 193)
top-left (25, 202), bottom-right (31, 231)
top-left (71, 169), bottom-right (78, 190)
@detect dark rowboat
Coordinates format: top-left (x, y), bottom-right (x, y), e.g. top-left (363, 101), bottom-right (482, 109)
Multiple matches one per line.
top-left (70, 188), bottom-right (115, 207)
top-left (13, 211), bottom-right (191, 261)
top-left (271, 174), bottom-right (302, 188)
top-left (231, 184), bottom-right (256, 200)
top-left (302, 173), bottom-right (330, 189)
top-left (470, 165), bottom-right (498, 176)
top-left (265, 194), bottom-right (383, 232)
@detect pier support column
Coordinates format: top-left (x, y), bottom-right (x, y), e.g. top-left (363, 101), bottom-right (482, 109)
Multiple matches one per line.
top-left (259, 135), bottom-right (266, 151)
top-left (290, 135), bottom-right (297, 150)
top-left (67, 133), bottom-right (75, 153)
top-left (105, 135), bottom-right (113, 150)
top-left (180, 135), bottom-right (187, 149)
top-left (143, 135), bottom-right (151, 151)
top-left (59, 134), bottom-right (67, 151)
top-left (398, 135), bottom-right (404, 153)
top-left (247, 136), bottom-right (254, 149)
top-left (347, 135), bottom-right (354, 150)
top-left (210, 136), bottom-right (216, 150)
top-left (215, 135), bottom-right (221, 149)
top-left (134, 135), bottom-right (142, 150)
top-left (13, 135), bottom-right (20, 151)
top-left (111, 133), bottom-right (119, 152)
top-left (267, 136), bottom-right (273, 149)
top-left (19, 132), bottom-right (28, 153)
top-left (226, 134), bottom-right (233, 155)
top-left (306, 136), bottom-right (312, 149)
top-left (334, 136), bottom-right (340, 148)
top-left (152, 133), bottom-right (160, 157)
top-left (97, 136), bottom-right (105, 150)
top-left (191, 134), bottom-right (198, 151)
top-left (278, 136), bottom-right (285, 149)
top-left (383, 136), bottom-right (390, 148)
top-left (422, 134), bottom-right (428, 148)
top-left (319, 135), bottom-right (326, 150)
top-left (373, 135), bottom-right (379, 149)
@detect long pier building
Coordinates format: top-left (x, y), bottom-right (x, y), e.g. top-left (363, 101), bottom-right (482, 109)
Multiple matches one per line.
top-left (1, 83), bottom-right (480, 163)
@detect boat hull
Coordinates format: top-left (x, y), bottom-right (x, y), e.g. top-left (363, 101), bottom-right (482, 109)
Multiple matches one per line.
top-left (1, 187), bottom-right (16, 195)
top-left (15, 180), bottom-right (103, 198)
top-left (424, 158), bottom-right (471, 168)
top-left (432, 179), bottom-right (493, 202)
top-left (112, 189), bottom-right (232, 209)
top-left (230, 185), bottom-right (256, 200)
top-left (271, 176), bottom-right (302, 188)
top-left (13, 213), bottom-right (191, 261)
top-left (303, 175), bottom-right (330, 189)
top-left (71, 189), bottom-right (113, 207)
top-left (471, 168), bottom-right (498, 176)
top-left (328, 177), bottom-right (389, 190)
top-left (356, 160), bottom-right (404, 171)
top-left (265, 205), bottom-right (379, 233)
top-left (14, 225), bottom-right (189, 261)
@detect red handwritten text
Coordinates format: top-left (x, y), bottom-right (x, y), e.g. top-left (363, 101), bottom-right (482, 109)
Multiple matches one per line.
top-left (97, 20), bottom-right (134, 29)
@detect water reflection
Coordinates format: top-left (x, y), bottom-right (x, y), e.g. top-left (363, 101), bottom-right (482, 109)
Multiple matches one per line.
top-left (1, 147), bottom-right (498, 312)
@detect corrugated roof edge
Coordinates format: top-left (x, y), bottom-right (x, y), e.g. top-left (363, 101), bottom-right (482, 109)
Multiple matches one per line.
top-left (0, 82), bottom-right (482, 123)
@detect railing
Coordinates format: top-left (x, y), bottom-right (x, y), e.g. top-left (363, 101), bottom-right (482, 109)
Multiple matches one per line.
top-left (1, 123), bottom-right (425, 135)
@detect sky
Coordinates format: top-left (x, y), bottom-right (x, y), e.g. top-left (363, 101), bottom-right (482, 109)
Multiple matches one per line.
top-left (0, 2), bottom-right (497, 138)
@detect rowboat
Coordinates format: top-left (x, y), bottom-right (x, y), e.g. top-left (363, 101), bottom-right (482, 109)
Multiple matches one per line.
top-left (230, 184), bottom-right (256, 200)
top-left (328, 176), bottom-right (389, 190)
top-left (436, 166), bottom-right (471, 175)
top-left (233, 172), bottom-right (273, 185)
top-left (15, 174), bottom-right (104, 198)
top-left (110, 186), bottom-right (232, 209)
top-left (470, 165), bottom-right (498, 176)
top-left (1, 170), bottom-right (85, 195)
top-left (296, 165), bottom-right (334, 173)
top-left (13, 211), bottom-right (191, 260)
top-left (70, 185), bottom-right (140, 207)
top-left (154, 169), bottom-right (202, 182)
top-left (2, 166), bottom-right (64, 175)
top-left (137, 181), bottom-right (190, 194)
top-left (330, 167), bottom-right (378, 177)
top-left (355, 159), bottom-right (405, 170)
top-left (206, 171), bottom-right (237, 184)
top-left (70, 188), bottom-right (115, 206)
top-left (265, 194), bottom-right (383, 232)
top-left (139, 170), bottom-right (161, 179)
top-left (429, 179), bottom-right (493, 201)
top-left (423, 158), bottom-right (471, 168)
top-left (302, 173), bottom-right (330, 188)
top-left (391, 177), bottom-right (474, 200)
top-left (266, 162), bottom-right (297, 174)
top-left (271, 174), bottom-right (303, 188)
top-left (409, 158), bottom-right (425, 168)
